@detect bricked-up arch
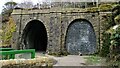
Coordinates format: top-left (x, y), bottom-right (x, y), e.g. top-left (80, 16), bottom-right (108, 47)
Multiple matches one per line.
top-left (65, 19), bottom-right (96, 55)
top-left (22, 20), bottom-right (47, 52)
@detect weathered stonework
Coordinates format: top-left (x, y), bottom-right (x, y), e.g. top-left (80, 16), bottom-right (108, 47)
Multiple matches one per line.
top-left (11, 8), bottom-right (111, 54)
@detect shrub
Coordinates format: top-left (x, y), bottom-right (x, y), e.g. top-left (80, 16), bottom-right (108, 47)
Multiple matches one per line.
top-left (100, 32), bottom-right (111, 57)
top-left (104, 25), bottom-right (120, 67)
top-left (2, 17), bottom-right (16, 45)
top-left (114, 14), bottom-right (120, 24)
top-left (99, 14), bottom-right (115, 57)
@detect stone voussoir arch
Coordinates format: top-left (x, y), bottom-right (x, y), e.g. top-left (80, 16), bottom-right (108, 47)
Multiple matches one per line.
top-left (21, 19), bottom-right (48, 51)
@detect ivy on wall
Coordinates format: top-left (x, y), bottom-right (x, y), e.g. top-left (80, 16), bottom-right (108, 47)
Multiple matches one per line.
top-left (100, 14), bottom-right (114, 57)
top-left (99, 3), bottom-right (120, 66)
top-left (111, 27), bottom-right (120, 57)
top-left (104, 26), bottom-right (120, 66)
top-left (2, 17), bottom-right (16, 46)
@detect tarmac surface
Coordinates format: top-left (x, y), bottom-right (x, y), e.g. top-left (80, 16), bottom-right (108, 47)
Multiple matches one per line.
top-left (36, 52), bottom-right (106, 66)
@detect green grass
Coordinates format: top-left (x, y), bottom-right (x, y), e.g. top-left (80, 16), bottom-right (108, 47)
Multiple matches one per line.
top-left (84, 56), bottom-right (106, 65)
top-left (108, 60), bottom-right (120, 67)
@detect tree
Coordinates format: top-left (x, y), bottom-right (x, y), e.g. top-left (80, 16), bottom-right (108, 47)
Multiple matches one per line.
top-left (2, 1), bottom-right (17, 47)
top-left (112, 5), bottom-right (120, 18)
top-left (2, 1), bottom-right (17, 15)
top-left (2, 17), bottom-right (16, 45)
top-left (2, 1), bottom-right (17, 22)
top-left (16, 1), bottom-right (33, 9)
top-left (112, 2), bottom-right (120, 24)
top-left (4, 1), bottom-right (17, 10)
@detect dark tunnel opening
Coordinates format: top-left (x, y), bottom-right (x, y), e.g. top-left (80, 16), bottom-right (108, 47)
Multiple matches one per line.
top-left (22, 20), bottom-right (47, 52)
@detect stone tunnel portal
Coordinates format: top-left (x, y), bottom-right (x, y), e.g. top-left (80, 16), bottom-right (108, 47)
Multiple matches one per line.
top-left (22, 20), bottom-right (47, 52)
top-left (65, 19), bottom-right (96, 55)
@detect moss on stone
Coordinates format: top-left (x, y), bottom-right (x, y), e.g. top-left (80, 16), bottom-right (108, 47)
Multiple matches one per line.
top-left (99, 4), bottom-right (113, 12)
top-left (86, 7), bottom-right (98, 12)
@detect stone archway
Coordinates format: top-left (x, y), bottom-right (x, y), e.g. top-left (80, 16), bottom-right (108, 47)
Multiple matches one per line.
top-left (65, 19), bottom-right (96, 55)
top-left (22, 20), bottom-right (48, 52)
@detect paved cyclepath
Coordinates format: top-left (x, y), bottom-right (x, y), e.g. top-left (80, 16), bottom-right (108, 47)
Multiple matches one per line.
top-left (51, 55), bottom-right (87, 66)
top-left (36, 52), bottom-right (106, 66)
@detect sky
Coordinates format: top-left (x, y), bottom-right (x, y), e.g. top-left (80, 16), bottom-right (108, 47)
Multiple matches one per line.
top-left (0, 0), bottom-right (43, 13)
top-left (0, 0), bottom-right (120, 14)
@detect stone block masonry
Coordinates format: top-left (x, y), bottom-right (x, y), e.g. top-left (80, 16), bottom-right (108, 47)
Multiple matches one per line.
top-left (11, 8), bottom-right (111, 55)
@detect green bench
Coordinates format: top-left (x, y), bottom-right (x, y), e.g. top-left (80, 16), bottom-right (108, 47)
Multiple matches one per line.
top-left (0, 49), bottom-right (35, 60)
top-left (0, 48), bottom-right (14, 51)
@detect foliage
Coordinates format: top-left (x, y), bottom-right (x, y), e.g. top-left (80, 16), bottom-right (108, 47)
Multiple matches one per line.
top-left (4, 1), bottom-right (17, 10)
top-left (106, 3), bottom-right (120, 63)
top-left (84, 56), bottom-right (106, 65)
top-left (2, 1), bottom-right (17, 16)
top-left (100, 15), bottom-right (120, 58)
top-left (114, 14), bottom-right (120, 24)
top-left (1, 1), bottom-right (17, 46)
top-left (99, 13), bottom-right (115, 57)
top-left (16, 1), bottom-right (33, 9)
top-left (101, 3), bottom-right (120, 62)
top-left (108, 61), bottom-right (120, 67)
top-left (99, 4), bottom-right (113, 12)
top-left (100, 32), bottom-right (111, 57)
top-left (110, 28), bottom-right (120, 41)
top-left (113, 4), bottom-right (120, 24)
top-left (2, 17), bottom-right (16, 45)
top-left (86, 4), bottom-right (117, 12)
top-left (112, 5), bottom-right (120, 18)
top-left (2, 1), bottom-right (17, 23)
top-left (2, 9), bottom-right (12, 22)
top-left (98, 3), bottom-right (120, 66)
top-left (101, 14), bottom-right (115, 30)
top-left (102, 26), bottom-right (120, 67)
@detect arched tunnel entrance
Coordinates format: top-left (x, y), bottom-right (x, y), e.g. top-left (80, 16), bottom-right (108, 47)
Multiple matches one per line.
top-left (65, 19), bottom-right (96, 55)
top-left (22, 20), bottom-right (47, 52)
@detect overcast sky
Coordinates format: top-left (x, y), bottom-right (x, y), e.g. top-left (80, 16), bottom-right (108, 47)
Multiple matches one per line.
top-left (0, 0), bottom-right (43, 13)
top-left (0, 0), bottom-right (120, 14)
